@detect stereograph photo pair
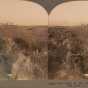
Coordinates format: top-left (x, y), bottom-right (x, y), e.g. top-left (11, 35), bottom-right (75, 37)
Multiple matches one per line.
top-left (0, 0), bottom-right (88, 80)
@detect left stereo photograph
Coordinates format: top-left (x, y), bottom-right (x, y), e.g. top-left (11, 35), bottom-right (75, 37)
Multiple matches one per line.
top-left (0, 0), bottom-right (48, 80)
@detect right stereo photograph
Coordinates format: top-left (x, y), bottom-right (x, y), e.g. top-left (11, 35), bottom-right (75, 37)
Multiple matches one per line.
top-left (48, 1), bottom-right (88, 80)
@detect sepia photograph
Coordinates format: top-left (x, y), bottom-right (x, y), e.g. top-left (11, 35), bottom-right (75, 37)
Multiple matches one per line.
top-left (0, 0), bottom-right (48, 80)
top-left (0, 0), bottom-right (88, 83)
top-left (48, 0), bottom-right (88, 80)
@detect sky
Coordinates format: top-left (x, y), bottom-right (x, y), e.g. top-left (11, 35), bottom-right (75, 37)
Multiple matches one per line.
top-left (49, 1), bottom-right (88, 26)
top-left (0, 0), bottom-right (48, 26)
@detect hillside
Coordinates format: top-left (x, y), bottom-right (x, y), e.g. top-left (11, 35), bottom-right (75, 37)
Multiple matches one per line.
top-left (0, 24), bottom-right (48, 80)
top-left (48, 25), bottom-right (88, 80)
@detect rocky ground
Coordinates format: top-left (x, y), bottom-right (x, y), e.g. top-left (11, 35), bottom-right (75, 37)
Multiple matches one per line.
top-left (0, 24), bottom-right (88, 80)
top-left (48, 25), bottom-right (88, 80)
top-left (0, 24), bottom-right (48, 80)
